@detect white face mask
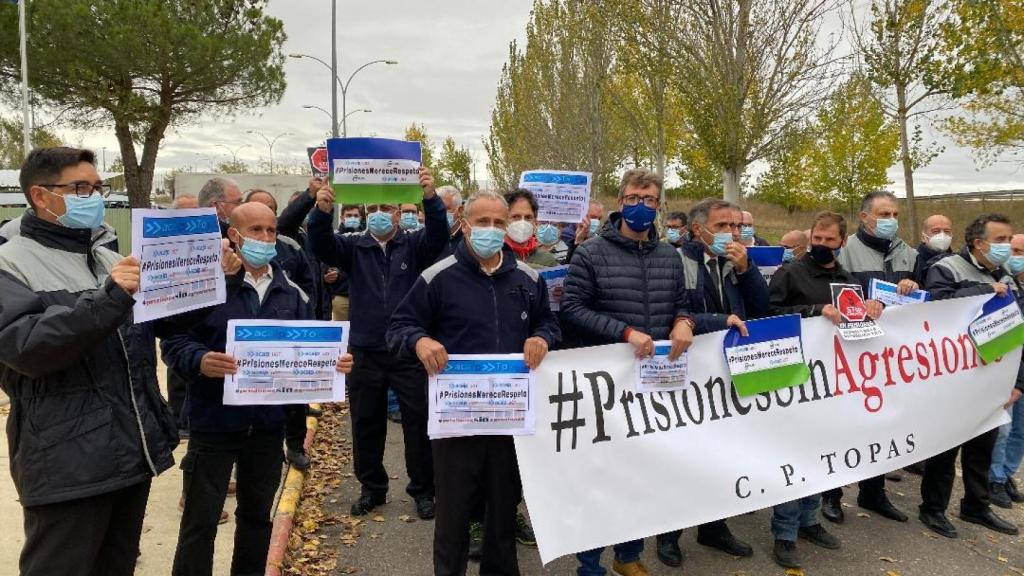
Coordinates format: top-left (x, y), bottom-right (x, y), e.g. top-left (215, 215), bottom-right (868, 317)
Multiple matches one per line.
top-left (507, 220), bottom-right (535, 244)
top-left (926, 232), bottom-right (952, 252)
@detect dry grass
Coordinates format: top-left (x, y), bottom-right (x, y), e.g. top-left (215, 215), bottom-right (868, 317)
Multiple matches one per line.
top-left (594, 191), bottom-right (1024, 246)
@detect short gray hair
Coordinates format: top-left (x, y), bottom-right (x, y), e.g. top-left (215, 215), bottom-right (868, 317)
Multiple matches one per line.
top-left (860, 190), bottom-right (898, 213)
top-left (689, 198), bottom-right (740, 228)
top-left (198, 177), bottom-right (239, 208)
top-left (463, 189), bottom-right (508, 219)
top-left (436, 185), bottom-right (463, 207)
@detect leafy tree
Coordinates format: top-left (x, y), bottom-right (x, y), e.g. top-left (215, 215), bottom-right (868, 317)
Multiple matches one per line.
top-left (108, 156), bottom-right (125, 174)
top-left (404, 123), bottom-right (435, 169)
top-left (435, 137), bottom-right (473, 192)
top-left (753, 127), bottom-right (819, 213)
top-left (674, 143), bottom-right (724, 200)
top-left (0, 0), bottom-right (286, 207)
top-left (0, 116), bottom-right (62, 169)
top-left (216, 159), bottom-right (249, 174)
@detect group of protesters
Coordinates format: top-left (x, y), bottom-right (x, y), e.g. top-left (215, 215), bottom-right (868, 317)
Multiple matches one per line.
top-left (0, 146), bottom-right (1022, 576)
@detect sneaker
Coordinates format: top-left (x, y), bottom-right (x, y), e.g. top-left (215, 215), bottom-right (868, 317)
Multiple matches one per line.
top-left (178, 495), bottom-right (228, 524)
top-left (798, 523), bottom-right (841, 550)
top-left (772, 539), bottom-right (801, 569)
top-left (991, 482), bottom-right (1013, 509)
top-left (350, 493), bottom-right (386, 516)
top-left (1008, 478), bottom-right (1024, 503)
top-left (467, 521), bottom-right (484, 561)
top-left (515, 511), bottom-right (536, 546)
top-left (287, 448), bottom-right (311, 471)
top-left (611, 560), bottom-right (649, 576)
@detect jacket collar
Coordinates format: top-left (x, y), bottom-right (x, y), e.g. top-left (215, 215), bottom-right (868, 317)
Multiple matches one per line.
top-left (958, 246), bottom-right (1004, 279)
top-left (598, 212), bottom-right (660, 253)
top-left (20, 210), bottom-right (94, 254)
top-left (856, 225), bottom-right (893, 254)
top-left (356, 227), bottom-right (409, 249)
top-left (798, 253), bottom-right (848, 277)
top-left (917, 242), bottom-right (950, 261)
top-left (454, 240), bottom-right (518, 277)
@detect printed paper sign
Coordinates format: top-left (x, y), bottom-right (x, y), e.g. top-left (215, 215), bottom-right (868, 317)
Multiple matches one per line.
top-left (747, 246), bottom-right (785, 285)
top-left (224, 320), bottom-right (348, 405)
top-left (969, 291), bottom-right (1024, 362)
top-left (131, 208), bottom-right (225, 323)
top-left (869, 278), bottom-right (929, 307)
top-left (723, 314), bottom-right (810, 396)
top-left (518, 170), bottom-right (592, 224)
top-left (307, 146), bottom-right (328, 178)
top-left (327, 137), bottom-right (422, 204)
top-left (831, 283), bottom-right (884, 341)
top-left (428, 354), bottom-right (535, 438)
top-left (538, 265), bottom-right (569, 312)
top-left (635, 341), bottom-right (689, 393)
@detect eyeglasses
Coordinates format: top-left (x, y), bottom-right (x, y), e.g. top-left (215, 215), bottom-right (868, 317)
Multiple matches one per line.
top-left (622, 194), bottom-right (659, 208)
top-left (40, 181), bottom-right (112, 198)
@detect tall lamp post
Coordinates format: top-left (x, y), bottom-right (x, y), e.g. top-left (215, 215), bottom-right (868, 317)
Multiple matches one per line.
top-left (215, 144), bottom-right (250, 166)
top-left (245, 130), bottom-right (292, 174)
top-left (290, 53), bottom-right (396, 138)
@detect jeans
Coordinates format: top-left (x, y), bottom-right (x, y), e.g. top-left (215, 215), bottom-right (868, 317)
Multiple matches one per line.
top-left (771, 494), bottom-right (821, 541)
top-left (991, 398), bottom-right (1024, 483)
top-left (387, 388), bottom-right (401, 417)
top-left (576, 540), bottom-right (644, 576)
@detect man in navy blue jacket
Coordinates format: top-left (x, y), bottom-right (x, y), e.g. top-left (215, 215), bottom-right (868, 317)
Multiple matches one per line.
top-left (308, 168), bottom-right (447, 520)
top-left (388, 189), bottom-right (560, 576)
top-left (161, 202), bottom-right (352, 575)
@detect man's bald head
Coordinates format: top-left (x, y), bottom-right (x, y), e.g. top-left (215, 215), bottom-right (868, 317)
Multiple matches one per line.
top-left (922, 214), bottom-right (953, 239)
top-left (229, 202), bottom-right (276, 239)
top-left (780, 229), bottom-right (808, 259)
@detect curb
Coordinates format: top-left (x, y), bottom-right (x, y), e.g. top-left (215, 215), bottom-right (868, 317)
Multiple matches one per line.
top-left (265, 404), bottom-right (321, 576)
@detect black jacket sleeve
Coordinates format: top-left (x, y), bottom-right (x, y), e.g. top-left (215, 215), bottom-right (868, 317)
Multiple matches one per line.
top-left (413, 194), bottom-right (449, 269)
top-left (0, 273), bottom-right (134, 378)
top-left (387, 275), bottom-right (434, 359)
top-left (277, 191), bottom-right (316, 240)
top-left (308, 206), bottom-right (357, 273)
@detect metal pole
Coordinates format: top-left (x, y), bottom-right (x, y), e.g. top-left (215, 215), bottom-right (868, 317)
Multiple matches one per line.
top-left (342, 88), bottom-right (347, 138)
top-left (330, 0), bottom-right (339, 138)
top-left (19, 0), bottom-right (31, 159)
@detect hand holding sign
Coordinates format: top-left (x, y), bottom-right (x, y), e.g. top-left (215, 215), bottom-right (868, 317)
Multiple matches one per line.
top-left (307, 176), bottom-right (327, 198)
top-left (523, 336), bottom-right (549, 369)
top-left (627, 329), bottom-right (655, 358)
top-left (896, 278), bottom-right (919, 296)
top-left (865, 299), bottom-right (884, 320)
top-left (994, 282), bottom-right (1010, 297)
top-left (201, 351), bottom-right (237, 378)
top-left (416, 336), bottom-right (449, 375)
top-left (419, 166), bottom-right (436, 199)
top-left (111, 256), bottom-right (141, 295)
top-left (337, 353), bottom-right (354, 374)
top-left (668, 321), bottom-right (694, 361)
top-left (822, 304), bottom-right (842, 325)
top-left (221, 239), bottom-right (242, 276)
top-left (316, 187), bottom-right (334, 214)
top-left (726, 314), bottom-right (749, 336)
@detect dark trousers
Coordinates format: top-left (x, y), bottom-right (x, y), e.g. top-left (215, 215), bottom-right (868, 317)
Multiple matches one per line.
top-left (349, 349), bottom-right (433, 499)
top-left (173, 429), bottom-right (284, 576)
top-left (434, 436), bottom-right (521, 576)
top-left (822, 474), bottom-right (886, 503)
top-left (656, 518), bottom-right (733, 546)
top-left (284, 405), bottom-right (307, 451)
top-left (920, 427), bottom-right (999, 516)
top-left (167, 367), bottom-right (188, 429)
top-left (21, 479), bottom-right (151, 576)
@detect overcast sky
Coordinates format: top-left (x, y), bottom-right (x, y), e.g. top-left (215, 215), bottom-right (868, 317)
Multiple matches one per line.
top-left (14, 0), bottom-right (1024, 195)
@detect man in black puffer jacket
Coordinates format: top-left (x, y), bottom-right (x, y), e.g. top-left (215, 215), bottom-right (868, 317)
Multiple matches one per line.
top-left (561, 168), bottom-right (709, 576)
top-left (0, 147), bottom-right (178, 576)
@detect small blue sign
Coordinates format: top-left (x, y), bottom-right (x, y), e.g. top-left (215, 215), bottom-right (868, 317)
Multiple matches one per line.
top-left (142, 214), bottom-right (220, 239)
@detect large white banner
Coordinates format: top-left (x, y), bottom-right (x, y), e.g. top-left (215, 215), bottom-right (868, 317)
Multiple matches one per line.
top-left (515, 294), bottom-right (1019, 564)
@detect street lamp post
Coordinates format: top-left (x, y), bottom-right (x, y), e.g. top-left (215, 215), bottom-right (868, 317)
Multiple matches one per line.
top-left (215, 144), bottom-right (250, 165)
top-left (246, 130), bottom-right (293, 174)
top-left (302, 104), bottom-right (371, 126)
top-left (289, 54), bottom-right (396, 138)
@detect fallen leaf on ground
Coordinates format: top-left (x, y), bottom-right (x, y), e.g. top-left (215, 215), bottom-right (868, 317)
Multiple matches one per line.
top-left (372, 515), bottom-right (385, 522)
top-left (879, 557), bottom-right (898, 563)
top-left (999, 554), bottom-right (1010, 563)
top-left (885, 571), bottom-right (901, 576)
top-left (398, 514), bottom-right (415, 523)
top-left (785, 569), bottom-right (805, 576)
top-left (856, 512), bottom-right (871, 518)
top-left (340, 566), bottom-right (358, 574)
top-left (921, 531), bottom-right (937, 539)
top-left (840, 502), bottom-right (852, 508)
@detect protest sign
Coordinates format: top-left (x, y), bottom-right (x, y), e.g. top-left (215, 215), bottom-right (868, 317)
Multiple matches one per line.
top-left (723, 314), bottom-right (809, 396)
top-left (869, 278), bottom-right (929, 307)
top-left (224, 320), bottom-right (349, 405)
top-left (515, 295), bottom-right (1018, 564)
top-left (968, 291), bottom-right (1024, 362)
top-left (428, 354), bottom-right (535, 438)
top-left (131, 208), bottom-right (225, 323)
top-left (831, 283), bottom-right (884, 340)
top-left (538, 265), bottom-right (568, 312)
top-left (635, 341), bottom-right (689, 393)
top-left (517, 170), bottom-right (592, 224)
top-left (327, 137), bottom-right (422, 204)
top-left (307, 146), bottom-right (328, 178)
top-left (747, 246), bottom-right (785, 285)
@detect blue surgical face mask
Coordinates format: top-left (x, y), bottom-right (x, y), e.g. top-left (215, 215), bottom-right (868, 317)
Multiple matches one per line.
top-left (622, 203), bottom-right (657, 233)
top-left (782, 248), bottom-right (795, 263)
top-left (666, 228), bottom-right (681, 244)
top-left (399, 212), bottom-right (419, 231)
top-left (873, 217), bottom-right (899, 240)
top-left (1008, 255), bottom-right (1024, 276)
top-left (536, 223), bottom-right (559, 245)
top-left (740, 226), bottom-right (755, 241)
top-left (469, 226), bottom-right (506, 259)
top-left (238, 236), bottom-right (277, 268)
top-left (49, 191), bottom-right (106, 230)
top-left (705, 228), bottom-right (733, 256)
top-left (343, 216), bottom-right (361, 230)
top-left (367, 211), bottom-right (394, 238)
top-left (589, 218), bottom-right (600, 236)
top-left (447, 212), bottom-right (456, 228)
top-left (988, 242), bottom-right (1012, 266)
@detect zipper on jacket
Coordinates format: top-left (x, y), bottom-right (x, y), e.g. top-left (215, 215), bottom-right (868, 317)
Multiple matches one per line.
top-left (639, 241), bottom-right (651, 333)
top-left (489, 279), bottom-right (500, 349)
top-left (118, 330), bottom-right (158, 476)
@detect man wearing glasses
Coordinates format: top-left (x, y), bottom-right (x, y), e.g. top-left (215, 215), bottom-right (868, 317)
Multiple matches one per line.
top-left (561, 168), bottom-right (699, 576)
top-left (0, 147), bottom-right (178, 575)
top-left (304, 169), bottom-right (447, 521)
top-left (198, 176), bottom-right (243, 236)
top-left (0, 177), bottom-right (120, 252)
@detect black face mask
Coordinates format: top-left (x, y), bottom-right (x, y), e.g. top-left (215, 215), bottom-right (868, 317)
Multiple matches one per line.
top-left (808, 243), bottom-right (836, 265)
